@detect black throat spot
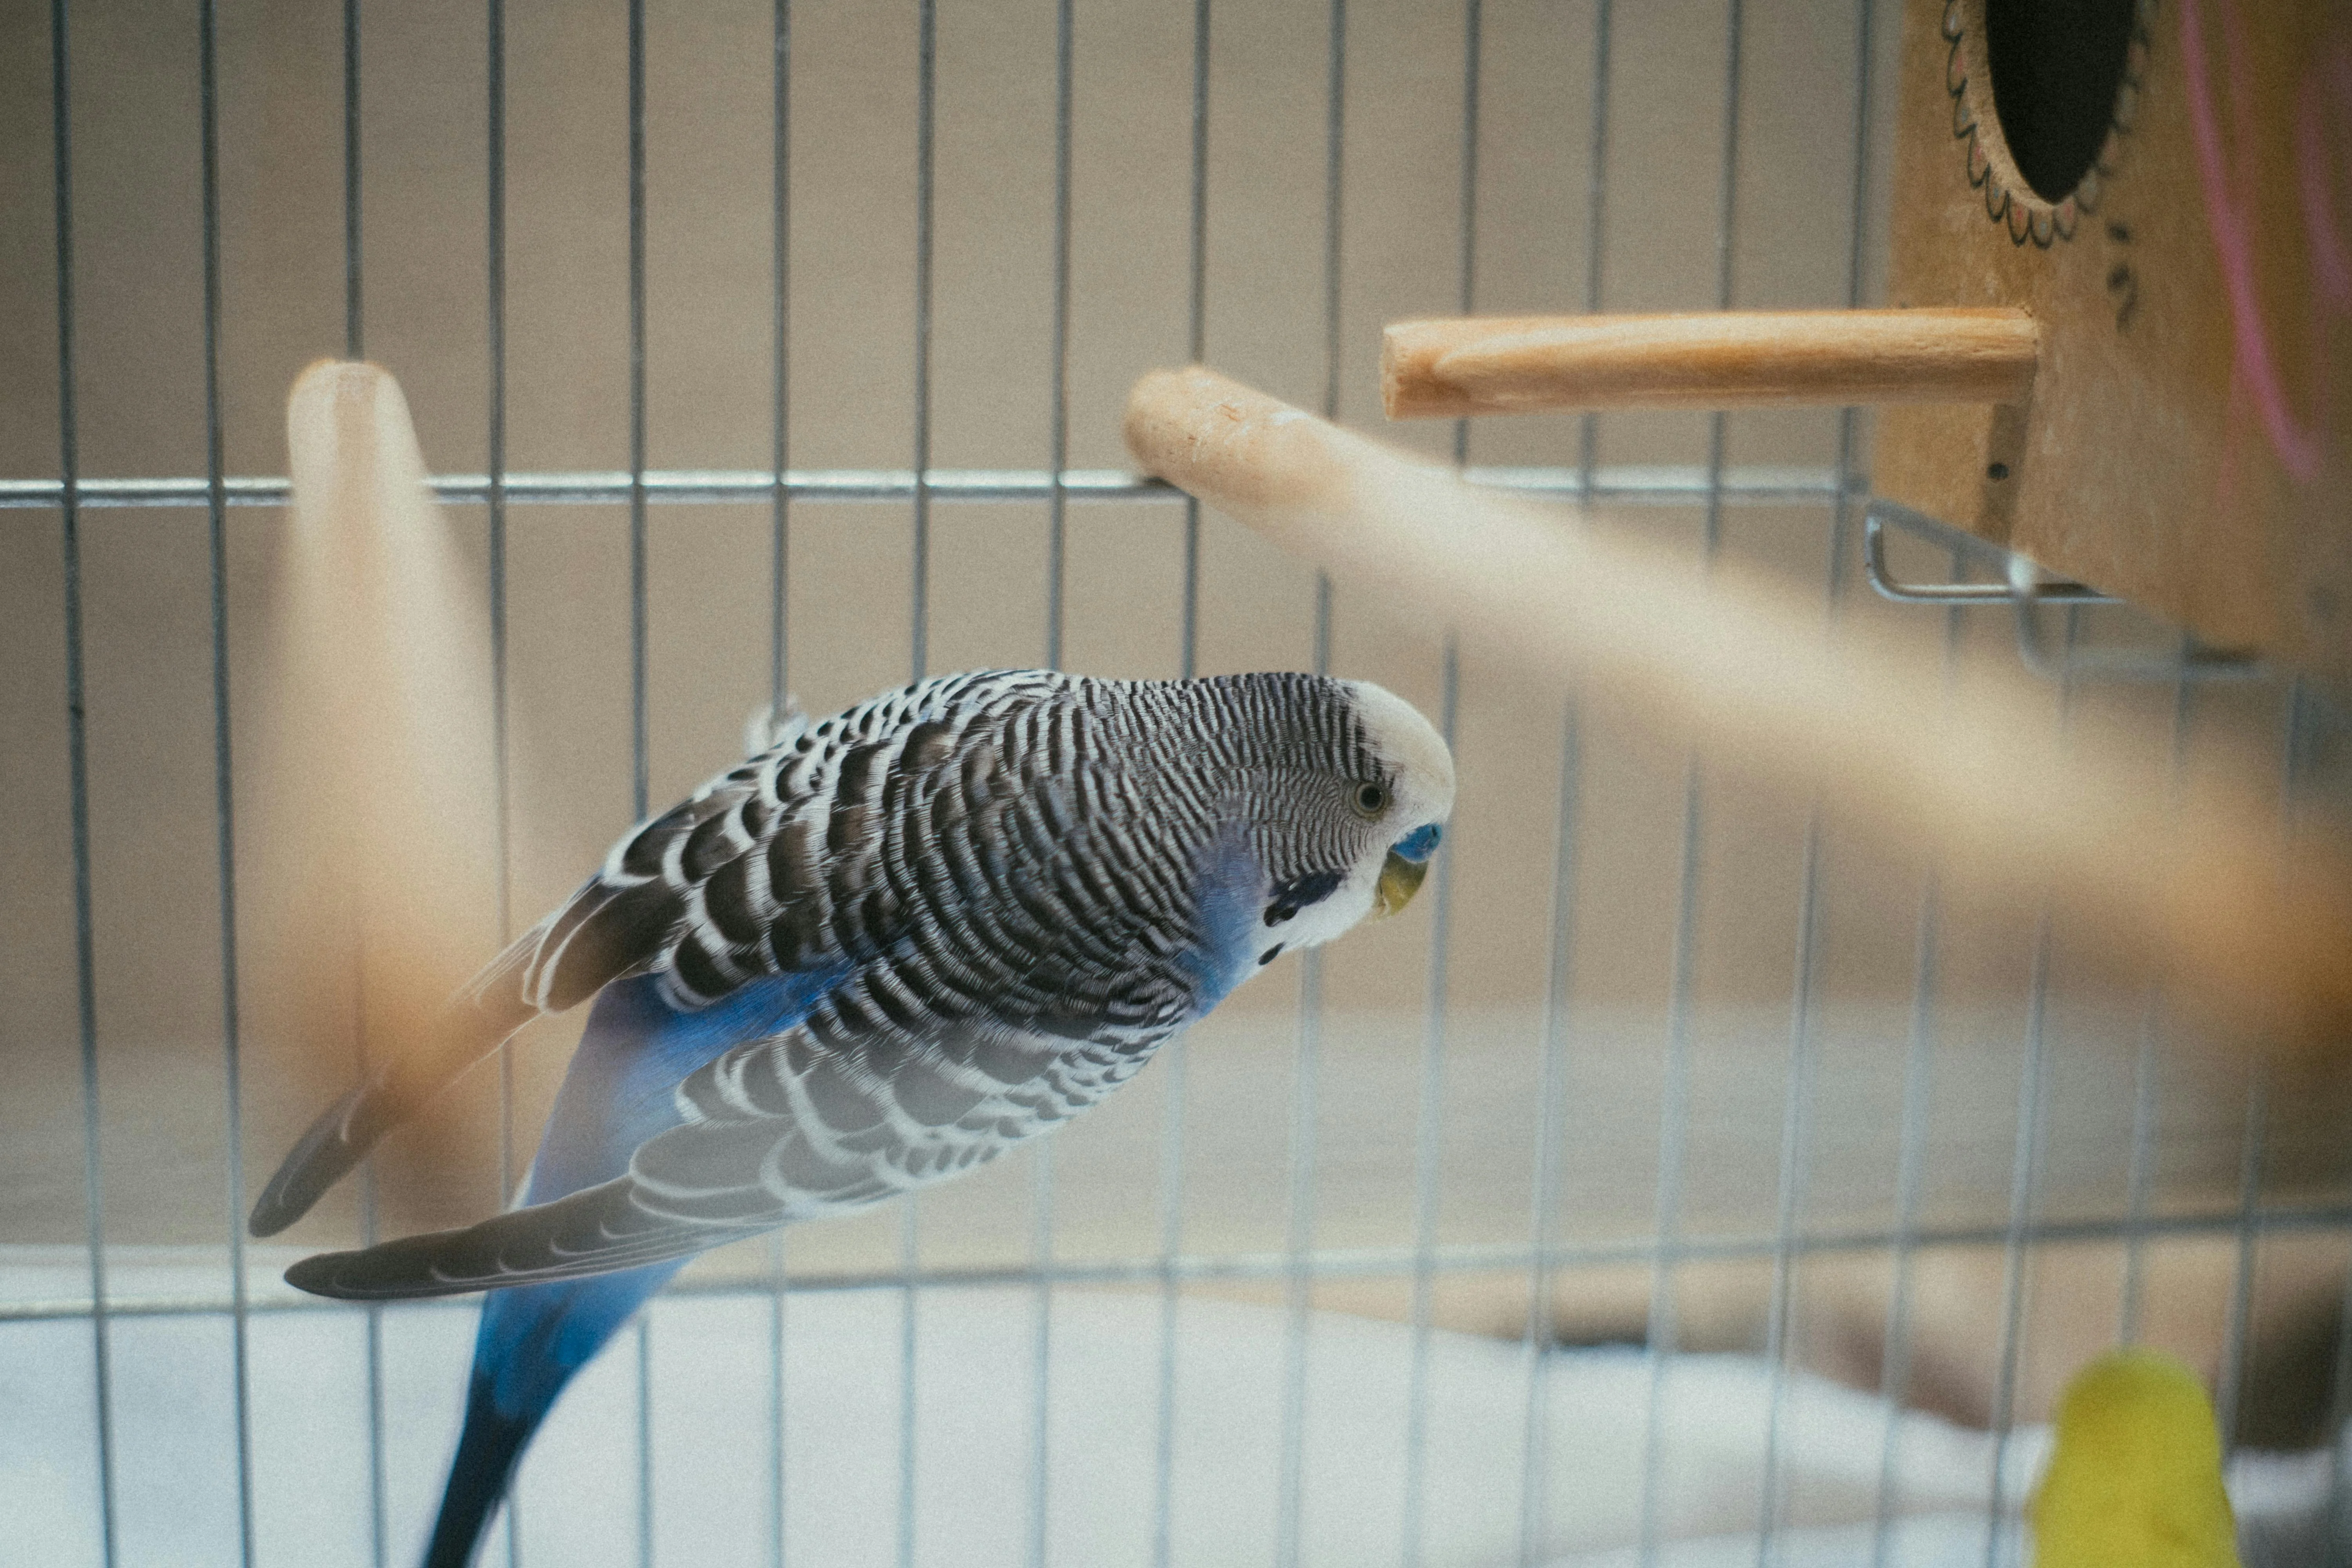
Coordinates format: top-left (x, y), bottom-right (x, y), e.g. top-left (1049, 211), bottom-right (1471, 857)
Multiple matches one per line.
top-left (1263, 868), bottom-right (1345, 927)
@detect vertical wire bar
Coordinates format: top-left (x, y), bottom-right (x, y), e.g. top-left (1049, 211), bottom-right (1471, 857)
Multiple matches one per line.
top-left (1984, 917), bottom-right (2056, 1568)
top-left (2310, 695), bottom-right (2352, 1562)
top-left (910, 0), bottom-right (936, 687)
top-left (2215, 680), bottom-right (2306, 1462)
top-left (1698, 0), bottom-right (1743, 554)
top-left (1043, 0), bottom-right (1073, 673)
top-left (1754, 817), bottom-right (1824, 1566)
top-left (897, 1196), bottom-right (920, 1568)
top-left (1867, 883), bottom-right (1941, 1565)
top-left (354, 1001), bottom-right (388, 1568)
top-left (1275, 578), bottom-right (1333, 1568)
top-left (1448, 0), bottom-right (1479, 471)
top-left (767, 1230), bottom-right (788, 1568)
top-left (1278, 18), bottom-right (1345, 1564)
top-left (768, 8), bottom-right (793, 1564)
top-left (2116, 985), bottom-right (2163, 1347)
top-left (1152, 12), bottom-right (1210, 1563)
top-left (1028, 18), bottom-right (1076, 1554)
top-left (1575, 0), bottom-right (1611, 491)
top-left (2215, 1070), bottom-right (2267, 1458)
top-left (1317, 0), bottom-right (1345, 426)
top-left (1027, 1142), bottom-right (1055, 1568)
top-left (2118, 660), bottom-right (2195, 1347)
top-left (1515, 707), bottom-right (1581, 1568)
top-left (1178, 0), bottom-right (1209, 695)
top-left (1530, 17), bottom-right (1609, 1543)
top-left (625, 3), bottom-right (654, 1561)
top-left (1637, 8), bottom-right (1739, 1559)
top-left (49, 6), bottom-right (118, 1560)
top-left (1982, 607), bottom-right (2081, 1568)
top-left (343, 19), bottom-right (391, 1557)
top-left (1399, 646), bottom-right (1460, 1568)
top-left (1635, 759), bottom-right (1702, 1568)
top-left (2333, 1326), bottom-right (2352, 1568)
top-left (486, 5), bottom-right (521, 1555)
top-left (900, 10), bottom-right (939, 1566)
top-left (198, 3), bottom-right (259, 1559)
top-left (1148, 1018), bottom-right (1186, 1568)
top-left (1402, 14), bottom-right (1479, 1563)
top-left (1523, 11), bottom-right (1608, 1552)
top-left (2326, 1194), bottom-right (2352, 1565)
top-left (487, 0), bottom-right (513, 1015)
top-left (771, 0), bottom-right (792, 717)
top-left (1868, 549), bottom-right (1965, 1568)
top-left (627, 0), bottom-right (650, 824)
top-left (1755, 7), bottom-right (1871, 1553)
top-left (343, 0), bottom-right (363, 359)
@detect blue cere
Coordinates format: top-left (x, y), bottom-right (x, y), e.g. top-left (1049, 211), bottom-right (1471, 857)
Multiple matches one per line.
top-left (1391, 823), bottom-right (1442, 864)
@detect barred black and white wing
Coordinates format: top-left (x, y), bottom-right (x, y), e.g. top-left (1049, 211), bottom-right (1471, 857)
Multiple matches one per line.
top-left (284, 992), bottom-right (1152, 1298)
top-left (251, 670), bottom-right (1081, 1238)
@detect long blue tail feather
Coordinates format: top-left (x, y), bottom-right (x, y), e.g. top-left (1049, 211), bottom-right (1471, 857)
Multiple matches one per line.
top-left (419, 971), bottom-right (830, 1567)
top-left (421, 1262), bottom-right (683, 1568)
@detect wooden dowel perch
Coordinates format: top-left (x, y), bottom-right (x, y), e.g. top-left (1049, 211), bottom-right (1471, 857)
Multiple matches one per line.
top-left (1382, 307), bottom-right (2040, 419)
top-left (1126, 365), bottom-right (2352, 1051)
top-left (272, 361), bottom-right (507, 1079)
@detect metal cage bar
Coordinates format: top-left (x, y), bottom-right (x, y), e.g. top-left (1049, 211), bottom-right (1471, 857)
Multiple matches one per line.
top-left (48, 4), bottom-right (120, 1563)
top-left (767, 14), bottom-right (795, 1548)
top-left (195, 0), bottom-right (260, 1559)
top-left (1637, 5), bottom-right (1746, 1558)
top-left (1515, 5), bottom-right (1612, 1555)
top-left (1149, 8), bottom-right (1212, 1562)
top-left (0, 463), bottom-right (1844, 511)
top-left (1982, 609), bottom-right (2079, 1565)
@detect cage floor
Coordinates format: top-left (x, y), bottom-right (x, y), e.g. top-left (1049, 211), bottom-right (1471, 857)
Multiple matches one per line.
top-left (5, 1278), bottom-right (2340, 1568)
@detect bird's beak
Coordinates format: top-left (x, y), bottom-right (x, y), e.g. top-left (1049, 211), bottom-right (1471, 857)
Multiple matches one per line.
top-left (1372, 849), bottom-right (1429, 918)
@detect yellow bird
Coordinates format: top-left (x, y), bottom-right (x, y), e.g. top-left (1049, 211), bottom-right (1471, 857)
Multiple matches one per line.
top-left (2029, 1349), bottom-right (2242, 1568)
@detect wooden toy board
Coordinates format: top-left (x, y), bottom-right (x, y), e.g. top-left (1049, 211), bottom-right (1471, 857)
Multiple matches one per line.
top-left (1872, 0), bottom-right (2352, 686)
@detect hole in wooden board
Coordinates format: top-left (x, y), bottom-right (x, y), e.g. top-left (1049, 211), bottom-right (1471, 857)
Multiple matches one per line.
top-left (1982, 0), bottom-right (2136, 203)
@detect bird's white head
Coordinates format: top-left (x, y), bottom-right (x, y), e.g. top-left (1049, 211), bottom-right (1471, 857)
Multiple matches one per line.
top-left (1340, 677), bottom-right (1455, 916)
top-left (1243, 677), bottom-right (1454, 965)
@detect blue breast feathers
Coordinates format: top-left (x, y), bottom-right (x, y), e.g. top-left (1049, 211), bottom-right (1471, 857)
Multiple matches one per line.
top-left (1178, 829), bottom-right (1265, 1014)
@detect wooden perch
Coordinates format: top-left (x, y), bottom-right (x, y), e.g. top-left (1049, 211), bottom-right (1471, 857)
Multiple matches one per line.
top-left (1126, 364), bottom-right (2352, 1052)
top-left (267, 362), bottom-right (507, 1107)
top-left (1381, 308), bottom-right (2040, 419)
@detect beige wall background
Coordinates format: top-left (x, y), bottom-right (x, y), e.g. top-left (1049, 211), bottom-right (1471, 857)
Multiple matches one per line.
top-left (3, 0), bottom-right (2348, 1436)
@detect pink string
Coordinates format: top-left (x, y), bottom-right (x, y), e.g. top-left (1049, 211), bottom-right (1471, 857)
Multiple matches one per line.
top-left (2298, 41), bottom-right (2352, 312)
top-left (2178, 0), bottom-right (2332, 483)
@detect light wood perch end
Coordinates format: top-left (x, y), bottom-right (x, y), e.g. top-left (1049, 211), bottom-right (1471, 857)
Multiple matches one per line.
top-left (1381, 307), bottom-right (2040, 420)
top-left (1126, 363), bottom-right (2352, 1055)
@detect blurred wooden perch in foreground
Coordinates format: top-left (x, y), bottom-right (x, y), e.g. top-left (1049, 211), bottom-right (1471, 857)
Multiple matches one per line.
top-left (1126, 364), bottom-right (2352, 1052)
top-left (252, 361), bottom-right (509, 1225)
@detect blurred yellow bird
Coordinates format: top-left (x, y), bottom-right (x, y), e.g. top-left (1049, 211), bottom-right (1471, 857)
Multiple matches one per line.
top-left (2029, 1349), bottom-right (2241, 1568)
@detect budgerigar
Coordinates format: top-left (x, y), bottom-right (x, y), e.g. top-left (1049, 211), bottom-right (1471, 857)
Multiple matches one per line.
top-left (250, 669), bottom-right (1454, 1568)
top-left (2029, 1348), bottom-right (2241, 1568)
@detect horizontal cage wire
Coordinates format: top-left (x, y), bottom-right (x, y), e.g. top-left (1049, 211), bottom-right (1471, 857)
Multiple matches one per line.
top-left (2, 3), bottom-right (2348, 1568)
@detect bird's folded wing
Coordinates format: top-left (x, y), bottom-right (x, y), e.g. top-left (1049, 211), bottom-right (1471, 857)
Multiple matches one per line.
top-left (281, 1172), bottom-right (782, 1299)
top-left (283, 991), bottom-right (1083, 1301)
top-left (250, 730), bottom-right (824, 1240)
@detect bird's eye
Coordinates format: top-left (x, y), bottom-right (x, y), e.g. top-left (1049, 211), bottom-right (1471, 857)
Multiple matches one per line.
top-left (1350, 780), bottom-right (1391, 818)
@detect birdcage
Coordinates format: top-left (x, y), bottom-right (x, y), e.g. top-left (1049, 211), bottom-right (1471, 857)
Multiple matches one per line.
top-left (5, 1), bottom-right (2350, 1565)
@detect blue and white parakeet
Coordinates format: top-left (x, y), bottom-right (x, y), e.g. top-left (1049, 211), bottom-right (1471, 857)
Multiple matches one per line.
top-left (249, 669), bottom-right (1454, 1568)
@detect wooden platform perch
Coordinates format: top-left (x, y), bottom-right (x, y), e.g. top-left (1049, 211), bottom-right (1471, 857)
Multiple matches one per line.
top-left (1383, 309), bottom-right (2040, 419)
